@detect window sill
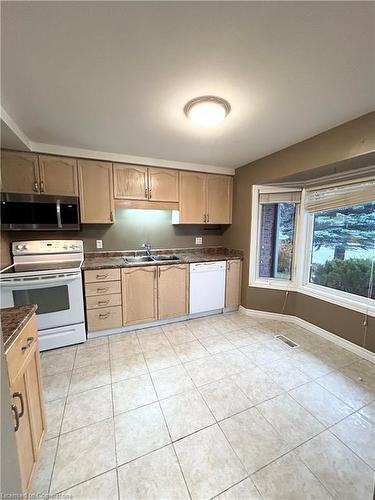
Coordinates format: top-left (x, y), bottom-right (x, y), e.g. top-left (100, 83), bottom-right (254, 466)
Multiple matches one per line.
top-left (248, 279), bottom-right (297, 292)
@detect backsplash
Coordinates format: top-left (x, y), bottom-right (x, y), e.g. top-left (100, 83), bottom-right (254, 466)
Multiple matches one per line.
top-left (1, 209), bottom-right (228, 267)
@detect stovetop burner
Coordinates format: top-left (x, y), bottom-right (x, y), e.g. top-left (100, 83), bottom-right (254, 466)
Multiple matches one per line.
top-left (1, 261), bottom-right (83, 274)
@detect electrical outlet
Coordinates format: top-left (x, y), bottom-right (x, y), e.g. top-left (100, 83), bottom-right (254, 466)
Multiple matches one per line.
top-left (96, 240), bottom-right (103, 249)
top-left (195, 237), bottom-right (203, 245)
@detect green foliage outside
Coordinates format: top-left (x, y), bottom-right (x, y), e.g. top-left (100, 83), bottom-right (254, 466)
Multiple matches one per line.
top-left (311, 258), bottom-right (374, 299)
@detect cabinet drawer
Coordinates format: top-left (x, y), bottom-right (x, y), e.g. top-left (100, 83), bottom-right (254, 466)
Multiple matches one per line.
top-left (85, 281), bottom-right (121, 296)
top-left (86, 293), bottom-right (122, 309)
top-left (85, 268), bottom-right (120, 283)
top-left (87, 306), bottom-right (122, 331)
top-left (6, 315), bottom-right (38, 384)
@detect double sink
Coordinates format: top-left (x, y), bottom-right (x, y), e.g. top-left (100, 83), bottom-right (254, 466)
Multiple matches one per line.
top-left (123, 255), bottom-right (181, 263)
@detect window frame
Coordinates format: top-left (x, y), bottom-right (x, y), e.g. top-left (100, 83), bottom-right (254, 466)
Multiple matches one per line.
top-left (249, 183), bottom-right (375, 317)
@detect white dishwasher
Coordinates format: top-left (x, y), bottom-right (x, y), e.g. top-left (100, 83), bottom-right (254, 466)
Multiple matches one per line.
top-left (189, 261), bottom-right (226, 314)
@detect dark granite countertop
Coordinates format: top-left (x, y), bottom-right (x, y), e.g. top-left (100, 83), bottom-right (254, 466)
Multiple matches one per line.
top-left (82, 247), bottom-right (243, 271)
top-left (1, 304), bottom-right (38, 351)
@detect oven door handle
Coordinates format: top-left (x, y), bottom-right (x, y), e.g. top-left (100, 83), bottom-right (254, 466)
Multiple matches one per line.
top-left (0, 274), bottom-right (81, 287)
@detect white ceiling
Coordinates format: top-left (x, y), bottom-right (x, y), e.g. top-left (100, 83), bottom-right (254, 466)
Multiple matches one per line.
top-left (1, 1), bottom-right (374, 173)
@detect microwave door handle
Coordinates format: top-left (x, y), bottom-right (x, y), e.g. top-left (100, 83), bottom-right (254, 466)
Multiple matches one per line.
top-left (0, 274), bottom-right (80, 287)
top-left (56, 199), bottom-right (62, 228)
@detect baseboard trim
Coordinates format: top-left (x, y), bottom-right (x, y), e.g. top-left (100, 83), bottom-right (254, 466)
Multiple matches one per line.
top-left (239, 306), bottom-right (375, 364)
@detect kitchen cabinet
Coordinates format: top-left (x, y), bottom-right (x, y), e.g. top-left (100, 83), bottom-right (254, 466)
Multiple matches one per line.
top-left (225, 259), bottom-right (242, 309)
top-left (175, 171), bottom-right (232, 224)
top-left (1, 151), bottom-right (40, 194)
top-left (122, 266), bottom-right (158, 326)
top-left (6, 314), bottom-right (45, 493)
top-left (38, 155), bottom-right (78, 196)
top-left (113, 164), bottom-right (179, 203)
top-left (158, 264), bottom-right (188, 319)
top-left (78, 159), bottom-right (114, 223)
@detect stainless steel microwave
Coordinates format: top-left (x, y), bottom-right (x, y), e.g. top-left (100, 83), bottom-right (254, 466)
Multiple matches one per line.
top-left (1, 193), bottom-right (81, 231)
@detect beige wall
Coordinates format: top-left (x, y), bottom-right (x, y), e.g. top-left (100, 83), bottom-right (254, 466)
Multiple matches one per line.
top-left (224, 111), bottom-right (375, 352)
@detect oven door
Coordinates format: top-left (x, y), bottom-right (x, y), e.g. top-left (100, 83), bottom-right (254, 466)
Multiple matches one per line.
top-left (0, 272), bottom-right (85, 331)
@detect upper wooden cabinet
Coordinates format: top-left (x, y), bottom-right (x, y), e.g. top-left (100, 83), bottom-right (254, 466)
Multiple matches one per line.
top-left (78, 160), bottom-right (114, 223)
top-left (176, 171), bottom-right (233, 224)
top-left (1, 151), bottom-right (40, 194)
top-left (122, 266), bottom-right (158, 326)
top-left (113, 164), bottom-right (179, 204)
top-left (38, 155), bottom-right (78, 196)
top-left (1, 151), bottom-right (78, 196)
top-left (158, 264), bottom-right (188, 320)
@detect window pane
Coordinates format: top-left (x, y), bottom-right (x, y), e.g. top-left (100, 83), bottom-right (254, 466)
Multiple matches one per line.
top-left (310, 201), bottom-right (375, 298)
top-left (258, 202), bottom-right (296, 280)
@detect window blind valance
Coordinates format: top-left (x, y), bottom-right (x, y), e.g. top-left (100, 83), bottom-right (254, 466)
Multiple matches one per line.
top-left (259, 191), bottom-right (301, 204)
top-left (305, 180), bottom-right (375, 212)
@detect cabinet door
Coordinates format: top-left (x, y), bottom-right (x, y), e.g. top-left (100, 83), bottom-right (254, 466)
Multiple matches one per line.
top-left (179, 171), bottom-right (207, 223)
top-left (158, 264), bottom-right (188, 319)
top-left (78, 160), bottom-right (114, 223)
top-left (1, 151), bottom-right (39, 194)
top-left (122, 267), bottom-right (157, 325)
top-left (148, 167), bottom-right (179, 202)
top-left (113, 164), bottom-right (148, 200)
top-left (38, 155), bottom-right (78, 195)
top-left (207, 175), bottom-right (233, 224)
top-left (225, 260), bottom-right (242, 308)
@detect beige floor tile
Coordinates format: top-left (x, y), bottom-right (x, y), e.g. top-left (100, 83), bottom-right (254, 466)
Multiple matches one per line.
top-left (317, 370), bottom-right (375, 410)
top-left (184, 356), bottom-right (226, 386)
top-left (252, 451), bottom-right (333, 500)
top-left (151, 364), bottom-right (194, 399)
top-left (61, 469), bottom-right (118, 499)
top-left (110, 352), bottom-right (148, 383)
top-left (261, 357), bottom-right (311, 390)
top-left (187, 320), bottom-right (217, 339)
top-left (115, 402), bottom-right (170, 465)
top-left (144, 346), bottom-right (181, 371)
top-left (136, 326), bottom-right (163, 336)
top-left (317, 344), bottom-right (361, 370)
top-left (118, 445), bottom-right (189, 500)
top-left (291, 351), bottom-right (334, 379)
top-left (257, 393), bottom-right (324, 447)
top-left (109, 334), bottom-right (142, 358)
top-left (163, 324), bottom-right (196, 345)
top-left (50, 418), bottom-right (116, 494)
top-left (74, 344), bottom-right (109, 369)
top-left (61, 385), bottom-right (113, 433)
top-left (289, 380), bottom-right (354, 427)
top-left (238, 329), bottom-right (273, 345)
top-left (69, 361), bottom-right (111, 395)
top-left (330, 403), bottom-right (375, 469)
top-left (112, 373), bottom-right (157, 414)
top-left (174, 340), bottom-right (210, 363)
top-left (339, 359), bottom-right (375, 392)
top-left (214, 349), bottom-right (254, 376)
top-left (240, 340), bottom-right (289, 366)
top-left (160, 389), bottom-right (215, 441)
top-left (215, 478), bottom-right (262, 500)
top-left (199, 334), bottom-right (234, 354)
top-left (220, 407), bottom-right (290, 474)
top-left (297, 431), bottom-right (374, 500)
top-left (42, 344), bottom-right (77, 357)
top-left (30, 437), bottom-right (58, 495)
top-left (108, 329), bottom-right (136, 343)
top-left (210, 317), bottom-right (239, 335)
top-left (138, 332), bottom-right (171, 352)
top-left (41, 350), bottom-right (75, 376)
top-left (77, 336), bottom-right (108, 351)
top-left (233, 367), bottom-right (284, 405)
top-left (44, 398), bottom-right (65, 439)
top-left (42, 372), bottom-right (71, 402)
top-left (199, 377), bottom-right (252, 421)
top-left (223, 329), bottom-right (259, 348)
top-left (174, 424), bottom-right (247, 500)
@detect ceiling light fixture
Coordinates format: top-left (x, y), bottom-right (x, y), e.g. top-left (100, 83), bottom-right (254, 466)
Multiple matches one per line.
top-left (184, 96), bottom-right (231, 127)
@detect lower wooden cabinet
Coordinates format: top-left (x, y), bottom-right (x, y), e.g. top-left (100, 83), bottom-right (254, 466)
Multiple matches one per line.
top-left (6, 314), bottom-right (45, 493)
top-left (122, 266), bottom-right (158, 326)
top-left (158, 264), bottom-right (188, 320)
top-left (225, 259), bottom-right (242, 308)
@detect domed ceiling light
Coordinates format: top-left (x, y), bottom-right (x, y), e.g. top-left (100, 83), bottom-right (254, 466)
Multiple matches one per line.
top-left (184, 96), bottom-right (231, 127)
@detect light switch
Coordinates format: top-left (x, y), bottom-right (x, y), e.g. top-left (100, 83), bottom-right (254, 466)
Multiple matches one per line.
top-left (96, 240), bottom-right (103, 249)
top-left (195, 237), bottom-right (203, 245)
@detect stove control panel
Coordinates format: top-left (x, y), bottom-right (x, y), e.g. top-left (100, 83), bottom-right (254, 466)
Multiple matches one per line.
top-left (12, 240), bottom-right (84, 255)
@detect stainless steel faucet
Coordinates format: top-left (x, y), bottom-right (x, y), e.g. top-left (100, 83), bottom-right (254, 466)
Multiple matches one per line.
top-left (142, 242), bottom-right (152, 256)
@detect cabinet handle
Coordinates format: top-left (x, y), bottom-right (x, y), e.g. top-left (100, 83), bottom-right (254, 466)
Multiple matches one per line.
top-left (154, 268), bottom-right (157, 280)
top-left (97, 287), bottom-right (109, 293)
top-left (207, 213), bottom-right (209, 223)
top-left (98, 299), bottom-right (110, 306)
top-left (149, 189), bottom-right (152, 199)
top-left (110, 211), bottom-right (114, 222)
top-left (96, 273), bottom-right (108, 279)
top-left (40, 180), bottom-right (45, 192)
top-left (11, 404), bottom-right (20, 432)
top-left (12, 392), bottom-right (24, 418)
top-left (21, 336), bottom-right (34, 353)
top-left (228, 261), bottom-right (231, 271)
top-left (158, 267), bottom-right (161, 278)
top-left (203, 214), bottom-right (206, 223)
top-left (99, 312), bottom-right (110, 319)
top-left (33, 181), bottom-right (39, 192)
top-left (145, 188), bottom-right (148, 198)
